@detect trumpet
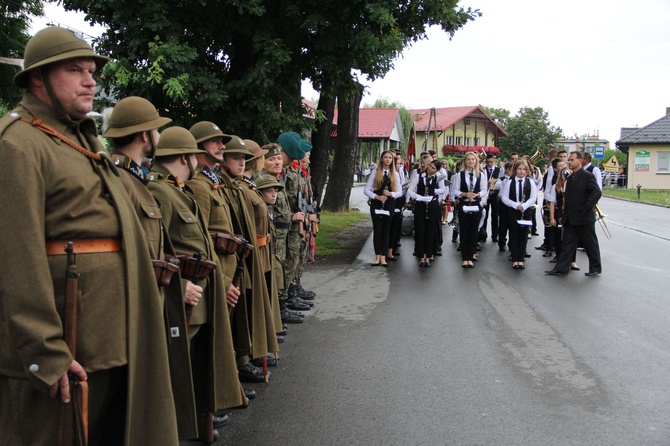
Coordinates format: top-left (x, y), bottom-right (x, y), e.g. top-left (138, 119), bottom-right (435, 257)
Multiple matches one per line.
top-left (594, 204), bottom-right (612, 239)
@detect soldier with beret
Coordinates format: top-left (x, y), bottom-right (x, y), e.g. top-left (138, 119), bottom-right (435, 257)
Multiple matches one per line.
top-left (277, 132), bottom-right (317, 311)
top-left (148, 127), bottom-right (243, 443)
top-left (103, 97), bottom-right (198, 438)
top-left (0, 27), bottom-right (179, 445)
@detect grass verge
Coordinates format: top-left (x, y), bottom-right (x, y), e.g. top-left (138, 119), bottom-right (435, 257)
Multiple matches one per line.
top-left (602, 189), bottom-right (670, 207)
top-left (314, 210), bottom-right (369, 256)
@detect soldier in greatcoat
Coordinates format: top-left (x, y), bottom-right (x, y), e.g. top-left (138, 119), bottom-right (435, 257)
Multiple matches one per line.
top-left (102, 97), bottom-right (197, 438)
top-left (0, 27), bottom-right (179, 445)
top-left (148, 127), bottom-right (243, 443)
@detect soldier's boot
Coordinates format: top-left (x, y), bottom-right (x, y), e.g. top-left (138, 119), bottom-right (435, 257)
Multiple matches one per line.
top-left (294, 278), bottom-right (316, 300)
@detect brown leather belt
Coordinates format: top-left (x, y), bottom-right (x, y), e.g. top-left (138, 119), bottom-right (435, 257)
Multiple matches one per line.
top-left (256, 235), bottom-right (270, 247)
top-left (46, 239), bottom-right (123, 256)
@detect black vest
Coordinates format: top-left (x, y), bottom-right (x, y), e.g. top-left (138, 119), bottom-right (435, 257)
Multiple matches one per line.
top-left (509, 177), bottom-right (531, 202)
top-left (460, 170), bottom-right (481, 203)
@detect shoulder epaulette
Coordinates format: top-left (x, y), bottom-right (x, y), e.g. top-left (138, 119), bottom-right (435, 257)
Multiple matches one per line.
top-left (0, 111), bottom-right (23, 139)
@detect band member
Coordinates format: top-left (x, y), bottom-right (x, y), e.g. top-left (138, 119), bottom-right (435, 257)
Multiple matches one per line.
top-left (482, 154), bottom-right (501, 242)
top-left (501, 160), bottom-right (538, 269)
top-left (364, 150), bottom-right (402, 266)
top-left (389, 155), bottom-right (408, 259)
top-left (582, 152), bottom-right (603, 190)
top-left (546, 151), bottom-right (602, 277)
top-left (451, 151), bottom-right (488, 268)
top-left (407, 159), bottom-right (445, 267)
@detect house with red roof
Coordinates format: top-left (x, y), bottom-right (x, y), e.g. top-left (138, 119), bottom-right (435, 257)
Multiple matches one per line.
top-left (409, 106), bottom-right (507, 158)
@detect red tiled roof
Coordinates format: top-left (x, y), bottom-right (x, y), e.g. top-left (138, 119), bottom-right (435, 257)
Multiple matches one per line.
top-left (409, 106), bottom-right (507, 136)
top-left (331, 108), bottom-right (399, 138)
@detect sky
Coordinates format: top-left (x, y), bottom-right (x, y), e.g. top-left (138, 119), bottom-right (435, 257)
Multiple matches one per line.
top-left (30, 1), bottom-right (670, 146)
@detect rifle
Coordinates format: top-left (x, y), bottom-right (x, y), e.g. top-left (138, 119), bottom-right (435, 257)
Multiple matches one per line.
top-left (297, 191), bottom-right (308, 240)
top-left (59, 242), bottom-right (89, 446)
top-left (229, 239), bottom-right (254, 313)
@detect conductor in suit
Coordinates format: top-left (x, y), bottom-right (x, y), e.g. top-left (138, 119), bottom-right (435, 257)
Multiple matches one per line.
top-left (546, 151), bottom-right (602, 276)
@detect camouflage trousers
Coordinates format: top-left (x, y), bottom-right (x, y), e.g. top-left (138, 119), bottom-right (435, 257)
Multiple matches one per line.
top-left (283, 230), bottom-right (303, 294)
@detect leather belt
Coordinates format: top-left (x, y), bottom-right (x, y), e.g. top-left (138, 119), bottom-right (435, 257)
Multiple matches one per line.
top-left (46, 239), bottom-right (122, 256)
top-left (256, 235), bottom-right (270, 247)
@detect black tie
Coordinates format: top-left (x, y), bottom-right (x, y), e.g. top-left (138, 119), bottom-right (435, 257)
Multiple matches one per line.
top-left (469, 172), bottom-right (474, 190)
top-left (518, 179), bottom-right (523, 201)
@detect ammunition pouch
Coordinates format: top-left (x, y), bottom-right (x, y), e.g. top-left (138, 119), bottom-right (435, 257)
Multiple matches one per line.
top-left (210, 232), bottom-right (242, 255)
top-left (152, 258), bottom-right (180, 287)
top-left (177, 255), bottom-right (217, 281)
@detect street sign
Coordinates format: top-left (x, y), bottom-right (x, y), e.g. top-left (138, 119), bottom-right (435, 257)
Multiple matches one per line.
top-left (594, 145), bottom-right (605, 159)
top-left (604, 155), bottom-right (620, 173)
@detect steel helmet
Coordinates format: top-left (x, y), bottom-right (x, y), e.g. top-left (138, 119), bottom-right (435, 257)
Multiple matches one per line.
top-left (189, 121), bottom-right (232, 145)
top-left (155, 127), bottom-right (201, 157)
top-left (103, 97), bottom-right (171, 138)
top-left (14, 26), bottom-right (109, 88)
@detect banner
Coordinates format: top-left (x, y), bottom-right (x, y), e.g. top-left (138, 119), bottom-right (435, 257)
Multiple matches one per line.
top-left (634, 150), bottom-right (650, 171)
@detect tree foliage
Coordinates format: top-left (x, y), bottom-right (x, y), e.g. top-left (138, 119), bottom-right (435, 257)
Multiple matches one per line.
top-left (493, 106), bottom-right (563, 159)
top-left (0, 0), bottom-right (44, 108)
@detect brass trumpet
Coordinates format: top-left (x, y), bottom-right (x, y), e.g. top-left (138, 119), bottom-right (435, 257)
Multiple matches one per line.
top-left (595, 204), bottom-right (612, 239)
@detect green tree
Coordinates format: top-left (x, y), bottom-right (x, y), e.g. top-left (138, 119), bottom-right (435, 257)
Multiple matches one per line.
top-left (480, 105), bottom-right (510, 129)
top-left (0, 0), bottom-right (44, 109)
top-left (497, 106), bottom-right (562, 159)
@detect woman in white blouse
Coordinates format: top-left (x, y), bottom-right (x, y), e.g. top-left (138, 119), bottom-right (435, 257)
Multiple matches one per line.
top-left (407, 159), bottom-right (446, 267)
top-left (501, 160), bottom-right (538, 269)
top-left (451, 151), bottom-right (488, 268)
top-left (364, 151), bottom-right (402, 266)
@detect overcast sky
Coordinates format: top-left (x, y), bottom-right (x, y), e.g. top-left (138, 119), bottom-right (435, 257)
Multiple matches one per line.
top-left (31, 1), bottom-right (670, 146)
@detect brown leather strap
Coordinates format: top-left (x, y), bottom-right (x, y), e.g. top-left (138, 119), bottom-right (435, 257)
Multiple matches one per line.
top-left (20, 117), bottom-right (102, 161)
top-left (46, 239), bottom-right (122, 256)
top-left (256, 234), bottom-right (269, 247)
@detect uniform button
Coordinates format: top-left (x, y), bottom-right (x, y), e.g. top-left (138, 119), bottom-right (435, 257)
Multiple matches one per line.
top-left (29, 364), bottom-right (39, 373)
top-left (10, 112), bottom-right (19, 117)
top-left (149, 212), bottom-right (154, 216)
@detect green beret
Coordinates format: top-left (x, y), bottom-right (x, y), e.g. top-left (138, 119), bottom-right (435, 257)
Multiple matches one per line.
top-left (276, 131), bottom-right (305, 160)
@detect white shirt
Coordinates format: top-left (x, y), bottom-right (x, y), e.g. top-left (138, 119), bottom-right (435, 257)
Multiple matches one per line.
top-left (583, 163), bottom-right (603, 190)
top-left (364, 167), bottom-right (402, 200)
top-left (501, 176), bottom-right (538, 211)
top-left (451, 169), bottom-right (488, 205)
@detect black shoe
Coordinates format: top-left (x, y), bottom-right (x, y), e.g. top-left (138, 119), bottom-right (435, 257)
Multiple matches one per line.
top-left (499, 246), bottom-right (506, 252)
top-left (244, 388), bottom-right (257, 400)
top-left (213, 414), bottom-right (229, 428)
top-left (238, 363), bottom-right (269, 383)
top-left (276, 334), bottom-right (285, 343)
top-left (585, 271), bottom-right (602, 277)
top-left (524, 252), bottom-right (531, 258)
top-left (570, 265), bottom-right (580, 271)
top-left (531, 232), bottom-right (540, 236)
top-left (251, 354), bottom-right (277, 368)
top-left (535, 245), bottom-right (547, 251)
top-left (286, 297), bottom-right (311, 311)
top-left (492, 237), bottom-right (498, 243)
top-left (543, 251), bottom-right (553, 257)
top-left (549, 257), bottom-right (558, 263)
top-left (545, 270), bottom-right (566, 276)
top-left (295, 284), bottom-right (316, 300)
top-left (281, 308), bottom-right (304, 324)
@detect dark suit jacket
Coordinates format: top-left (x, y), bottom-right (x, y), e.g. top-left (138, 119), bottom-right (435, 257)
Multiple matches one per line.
top-left (563, 167), bottom-right (601, 226)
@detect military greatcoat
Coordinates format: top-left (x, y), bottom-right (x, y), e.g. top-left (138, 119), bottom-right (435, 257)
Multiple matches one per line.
top-left (0, 93), bottom-right (179, 445)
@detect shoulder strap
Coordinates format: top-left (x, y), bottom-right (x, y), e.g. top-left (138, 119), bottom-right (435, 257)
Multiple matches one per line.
top-left (20, 117), bottom-right (102, 161)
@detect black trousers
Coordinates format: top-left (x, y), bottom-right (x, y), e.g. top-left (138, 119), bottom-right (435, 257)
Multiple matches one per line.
top-left (370, 198), bottom-right (394, 255)
top-left (389, 196), bottom-right (405, 251)
top-left (555, 221), bottom-right (602, 273)
top-left (497, 199), bottom-right (509, 248)
top-left (507, 210), bottom-right (530, 262)
top-left (414, 200), bottom-right (440, 258)
top-left (457, 205), bottom-right (481, 261)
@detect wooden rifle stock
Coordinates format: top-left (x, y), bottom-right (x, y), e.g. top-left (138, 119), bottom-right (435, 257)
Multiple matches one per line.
top-left (59, 242), bottom-right (89, 446)
top-left (229, 239), bottom-right (249, 320)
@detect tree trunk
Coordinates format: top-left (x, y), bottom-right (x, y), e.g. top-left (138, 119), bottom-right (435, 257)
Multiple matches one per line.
top-left (310, 87), bottom-right (336, 205)
top-left (321, 83), bottom-right (363, 212)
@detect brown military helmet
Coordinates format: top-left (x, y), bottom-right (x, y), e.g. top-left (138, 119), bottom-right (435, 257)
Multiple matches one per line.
top-left (155, 127), bottom-right (201, 157)
top-left (243, 139), bottom-right (268, 162)
top-left (14, 27), bottom-right (109, 88)
top-left (221, 135), bottom-right (254, 159)
top-left (103, 97), bottom-right (171, 138)
top-left (189, 121), bottom-right (232, 145)
top-left (255, 173), bottom-right (285, 191)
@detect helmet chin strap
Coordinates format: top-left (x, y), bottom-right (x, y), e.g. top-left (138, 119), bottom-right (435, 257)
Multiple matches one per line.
top-left (186, 156), bottom-right (197, 180)
top-left (41, 67), bottom-right (78, 126)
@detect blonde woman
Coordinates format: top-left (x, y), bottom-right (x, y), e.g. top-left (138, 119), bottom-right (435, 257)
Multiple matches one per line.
top-left (364, 151), bottom-right (402, 266)
top-left (451, 151), bottom-right (488, 268)
top-left (501, 160), bottom-right (537, 269)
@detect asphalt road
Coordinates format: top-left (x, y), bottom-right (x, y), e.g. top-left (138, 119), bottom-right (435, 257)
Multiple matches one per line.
top-left (214, 189), bottom-right (670, 446)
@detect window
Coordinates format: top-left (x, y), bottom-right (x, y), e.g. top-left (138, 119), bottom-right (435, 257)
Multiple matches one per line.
top-left (657, 151), bottom-right (670, 174)
top-left (446, 136), bottom-right (453, 145)
top-left (465, 137), bottom-right (472, 146)
top-left (455, 136), bottom-right (462, 145)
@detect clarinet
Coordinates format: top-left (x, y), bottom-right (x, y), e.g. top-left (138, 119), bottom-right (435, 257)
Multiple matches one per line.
top-left (424, 175), bottom-right (431, 220)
